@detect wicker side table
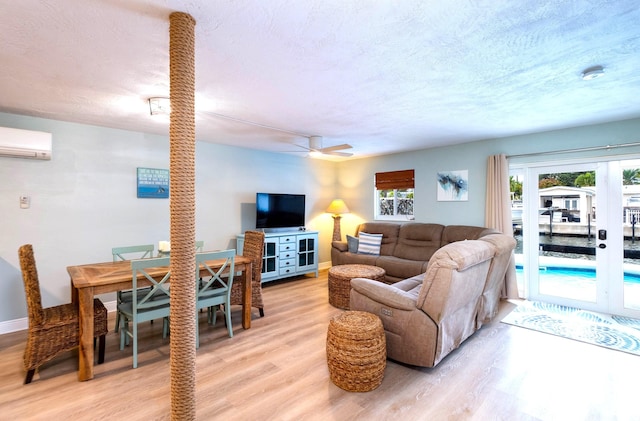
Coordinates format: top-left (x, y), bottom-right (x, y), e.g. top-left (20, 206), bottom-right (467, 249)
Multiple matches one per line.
top-left (328, 264), bottom-right (386, 310)
top-left (326, 311), bottom-right (386, 392)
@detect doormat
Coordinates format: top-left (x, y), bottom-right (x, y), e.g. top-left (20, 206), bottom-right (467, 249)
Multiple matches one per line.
top-left (501, 301), bottom-right (640, 356)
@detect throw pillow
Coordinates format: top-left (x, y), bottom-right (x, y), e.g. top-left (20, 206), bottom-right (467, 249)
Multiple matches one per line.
top-left (346, 235), bottom-right (359, 253)
top-left (357, 232), bottom-right (383, 255)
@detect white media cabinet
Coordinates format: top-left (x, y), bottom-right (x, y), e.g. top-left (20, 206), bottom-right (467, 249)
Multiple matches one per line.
top-left (237, 230), bottom-right (319, 283)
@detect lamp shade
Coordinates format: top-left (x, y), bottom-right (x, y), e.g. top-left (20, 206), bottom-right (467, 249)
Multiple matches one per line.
top-left (326, 199), bottom-right (350, 215)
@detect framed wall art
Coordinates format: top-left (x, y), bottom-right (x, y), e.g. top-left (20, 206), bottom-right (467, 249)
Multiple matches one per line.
top-left (437, 170), bottom-right (468, 201)
top-left (137, 167), bottom-right (169, 198)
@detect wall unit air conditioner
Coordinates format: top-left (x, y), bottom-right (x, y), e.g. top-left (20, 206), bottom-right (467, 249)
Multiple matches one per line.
top-left (0, 127), bottom-right (52, 160)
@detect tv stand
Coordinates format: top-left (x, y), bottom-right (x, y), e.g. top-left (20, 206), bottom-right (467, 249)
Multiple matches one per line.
top-left (237, 230), bottom-right (319, 283)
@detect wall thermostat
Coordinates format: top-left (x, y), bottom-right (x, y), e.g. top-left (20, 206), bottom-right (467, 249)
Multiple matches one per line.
top-left (20, 195), bottom-right (30, 209)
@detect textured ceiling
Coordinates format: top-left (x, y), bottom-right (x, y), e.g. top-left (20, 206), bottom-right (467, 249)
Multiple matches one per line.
top-left (1, 0), bottom-right (639, 160)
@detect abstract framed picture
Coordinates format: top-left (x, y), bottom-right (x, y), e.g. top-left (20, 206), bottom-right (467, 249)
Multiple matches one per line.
top-left (137, 167), bottom-right (169, 198)
top-left (437, 170), bottom-right (468, 201)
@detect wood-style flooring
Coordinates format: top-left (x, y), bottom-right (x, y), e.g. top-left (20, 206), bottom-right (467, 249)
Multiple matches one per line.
top-left (1, 271), bottom-right (639, 420)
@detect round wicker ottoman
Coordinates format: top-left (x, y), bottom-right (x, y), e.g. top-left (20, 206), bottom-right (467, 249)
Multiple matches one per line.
top-left (328, 264), bottom-right (386, 310)
top-left (326, 311), bottom-right (386, 392)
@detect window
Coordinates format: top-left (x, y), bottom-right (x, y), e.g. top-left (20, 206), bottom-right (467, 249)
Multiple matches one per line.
top-left (564, 199), bottom-right (579, 210)
top-left (375, 169), bottom-right (414, 220)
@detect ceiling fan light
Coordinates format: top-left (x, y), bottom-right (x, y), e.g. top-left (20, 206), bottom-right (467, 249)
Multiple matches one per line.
top-left (581, 65), bottom-right (605, 81)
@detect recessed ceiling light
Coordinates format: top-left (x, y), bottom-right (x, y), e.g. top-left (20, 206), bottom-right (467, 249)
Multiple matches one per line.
top-left (148, 97), bottom-right (171, 115)
top-left (582, 65), bottom-right (605, 81)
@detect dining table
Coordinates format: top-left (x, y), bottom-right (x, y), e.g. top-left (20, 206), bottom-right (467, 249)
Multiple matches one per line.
top-left (68, 255), bottom-right (253, 381)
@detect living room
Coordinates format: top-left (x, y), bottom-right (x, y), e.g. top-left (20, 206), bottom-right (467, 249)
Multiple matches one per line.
top-left (2, 1), bottom-right (640, 418)
top-left (3, 111), bottom-right (640, 330)
top-left (2, 114), bottom-right (640, 418)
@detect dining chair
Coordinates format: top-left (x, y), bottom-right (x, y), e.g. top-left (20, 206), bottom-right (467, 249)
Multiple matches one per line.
top-left (195, 250), bottom-right (235, 348)
top-left (112, 244), bottom-right (155, 261)
top-left (231, 230), bottom-right (265, 316)
top-left (18, 244), bottom-right (108, 384)
top-left (118, 256), bottom-right (171, 368)
top-left (112, 244), bottom-right (155, 332)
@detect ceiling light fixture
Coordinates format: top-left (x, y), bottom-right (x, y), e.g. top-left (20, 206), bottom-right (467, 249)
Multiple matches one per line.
top-left (581, 65), bottom-right (605, 81)
top-left (148, 97), bottom-right (171, 115)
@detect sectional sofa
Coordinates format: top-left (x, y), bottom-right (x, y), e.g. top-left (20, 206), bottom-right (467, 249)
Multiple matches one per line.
top-left (331, 222), bottom-right (500, 283)
top-left (331, 221), bottom-right (516, 367)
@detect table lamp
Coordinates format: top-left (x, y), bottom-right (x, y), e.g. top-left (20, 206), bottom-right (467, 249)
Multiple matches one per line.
top-left (326, 199), bottom-right (350, 241)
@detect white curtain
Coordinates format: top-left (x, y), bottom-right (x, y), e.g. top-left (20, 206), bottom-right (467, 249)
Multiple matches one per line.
top-left (485, 154), bottom-right (519, 299)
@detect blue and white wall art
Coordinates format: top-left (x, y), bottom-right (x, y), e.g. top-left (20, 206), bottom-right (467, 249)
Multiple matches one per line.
top-left (437, 170), bottom-right (468, 201)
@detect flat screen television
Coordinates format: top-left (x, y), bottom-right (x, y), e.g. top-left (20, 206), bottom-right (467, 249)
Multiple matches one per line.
top-left (256, 193), bottom-right (305, 229)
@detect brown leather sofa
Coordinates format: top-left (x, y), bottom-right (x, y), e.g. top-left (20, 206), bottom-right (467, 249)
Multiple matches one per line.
top-left (349, 232), bottom-right (516, 368)
top-left (331, 222), bottom-right (499, 283)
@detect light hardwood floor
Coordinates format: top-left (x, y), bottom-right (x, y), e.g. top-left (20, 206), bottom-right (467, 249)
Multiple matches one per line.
top-left (1, 271), bottom-right (639, 420)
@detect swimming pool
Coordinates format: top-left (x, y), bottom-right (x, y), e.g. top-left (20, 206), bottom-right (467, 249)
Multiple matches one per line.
top-left (515, 265), bottom-right (640, 284)
top-left (514, 256), bottom-right (640, 309)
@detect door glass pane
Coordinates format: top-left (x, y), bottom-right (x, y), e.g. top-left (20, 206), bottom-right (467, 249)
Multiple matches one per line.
top-left (621, 161), bottom-right (640, 310)
top-left (537, 170), bottom-right (597, 302)
top-left (510, 169), bottom-right (524, 297)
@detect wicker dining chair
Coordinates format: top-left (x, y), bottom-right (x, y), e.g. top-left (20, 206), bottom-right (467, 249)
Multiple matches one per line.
top-left (19, 244), bottom-right (108, 384)
top-left (231, 230), bottom-right (265, 317)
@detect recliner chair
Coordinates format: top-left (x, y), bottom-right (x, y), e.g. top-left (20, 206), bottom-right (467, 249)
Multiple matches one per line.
top-left (350, 239), bottom-right (495, 368)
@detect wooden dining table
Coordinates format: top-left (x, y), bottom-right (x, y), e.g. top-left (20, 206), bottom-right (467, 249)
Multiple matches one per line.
top-left (68, 255), bottom-right (253, 381)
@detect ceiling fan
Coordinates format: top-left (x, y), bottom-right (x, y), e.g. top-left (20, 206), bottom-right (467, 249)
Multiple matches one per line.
top-left (148, 100), bottom-right (354, 157)
top-left (296, 136), bottom-right (353, 157)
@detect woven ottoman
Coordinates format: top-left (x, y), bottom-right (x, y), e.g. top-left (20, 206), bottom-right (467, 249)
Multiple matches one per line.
top-left (328, 264), bottom-right (386, 310)
top-left (326, 311), bottom-right (386, 392)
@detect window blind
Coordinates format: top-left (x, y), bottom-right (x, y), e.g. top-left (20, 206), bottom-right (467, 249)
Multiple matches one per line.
top-left (375, 169), bottom-right (415, 190)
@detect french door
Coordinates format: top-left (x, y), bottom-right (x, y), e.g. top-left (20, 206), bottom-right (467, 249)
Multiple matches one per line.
top-left (521, 159), bottom-right (640, 317)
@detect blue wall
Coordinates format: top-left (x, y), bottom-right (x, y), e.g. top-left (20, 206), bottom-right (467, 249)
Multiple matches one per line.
top-left (335, 118), bottom-right (640, 239)
top-left (2, 110), bottom-right (640, 326)
top-left (0, 112), bottom-right (336, 323)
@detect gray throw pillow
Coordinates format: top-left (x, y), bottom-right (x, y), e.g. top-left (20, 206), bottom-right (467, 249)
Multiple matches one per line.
top-left (346, 235), bottom-right (359, 253)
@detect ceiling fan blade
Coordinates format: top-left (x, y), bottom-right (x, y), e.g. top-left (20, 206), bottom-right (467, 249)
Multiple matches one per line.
top-left (292, 143), bottom-right (313, 152)
top-left (320, 143), bottom-right (353, 153)
top-left (325, 150), bottom-right (353, 157)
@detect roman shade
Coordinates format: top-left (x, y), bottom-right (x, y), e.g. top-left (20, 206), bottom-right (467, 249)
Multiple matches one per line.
top-left (375, 169), bottom-right (415, 190)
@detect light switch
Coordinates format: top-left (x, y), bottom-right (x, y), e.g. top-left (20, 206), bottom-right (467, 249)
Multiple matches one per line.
top-left (20, 195), bottom-right (30, 209)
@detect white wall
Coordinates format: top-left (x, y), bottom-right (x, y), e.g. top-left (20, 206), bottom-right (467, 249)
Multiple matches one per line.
top-left (0, 112), bottom-right (337, 323)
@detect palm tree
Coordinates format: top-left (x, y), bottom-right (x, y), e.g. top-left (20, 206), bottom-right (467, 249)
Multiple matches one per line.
top-left (510, 176), bottom-right (522, 199)
top-left (623, 169), bottom-right (640, 185)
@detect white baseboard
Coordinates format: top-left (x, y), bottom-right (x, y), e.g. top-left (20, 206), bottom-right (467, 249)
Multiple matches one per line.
top-left (0, 300), bottom-right (117, 335)
top-left (0, 317), bottom-right (27, 334)
top-left (318, 261), bottom-right (332, 271)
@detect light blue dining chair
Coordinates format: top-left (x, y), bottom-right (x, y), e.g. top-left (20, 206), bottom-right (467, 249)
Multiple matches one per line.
top-left (118, 256), bottom-right (171, 368)
top-left (112, 244), bottom-right (155, 262)
top-left (195, 249), bottom-right (235, 348)
top-left (112, 244), bottom-right (155, 332)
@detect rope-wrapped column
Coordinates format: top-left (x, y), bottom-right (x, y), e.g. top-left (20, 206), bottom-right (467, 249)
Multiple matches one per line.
top-left (169, 11), bottom-right (196, 421)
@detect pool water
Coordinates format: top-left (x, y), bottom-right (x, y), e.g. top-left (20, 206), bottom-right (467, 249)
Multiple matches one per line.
top-left (514, 262), bottom-right (640, 310)
top-left (516, 266), bottom-right (640, 284)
